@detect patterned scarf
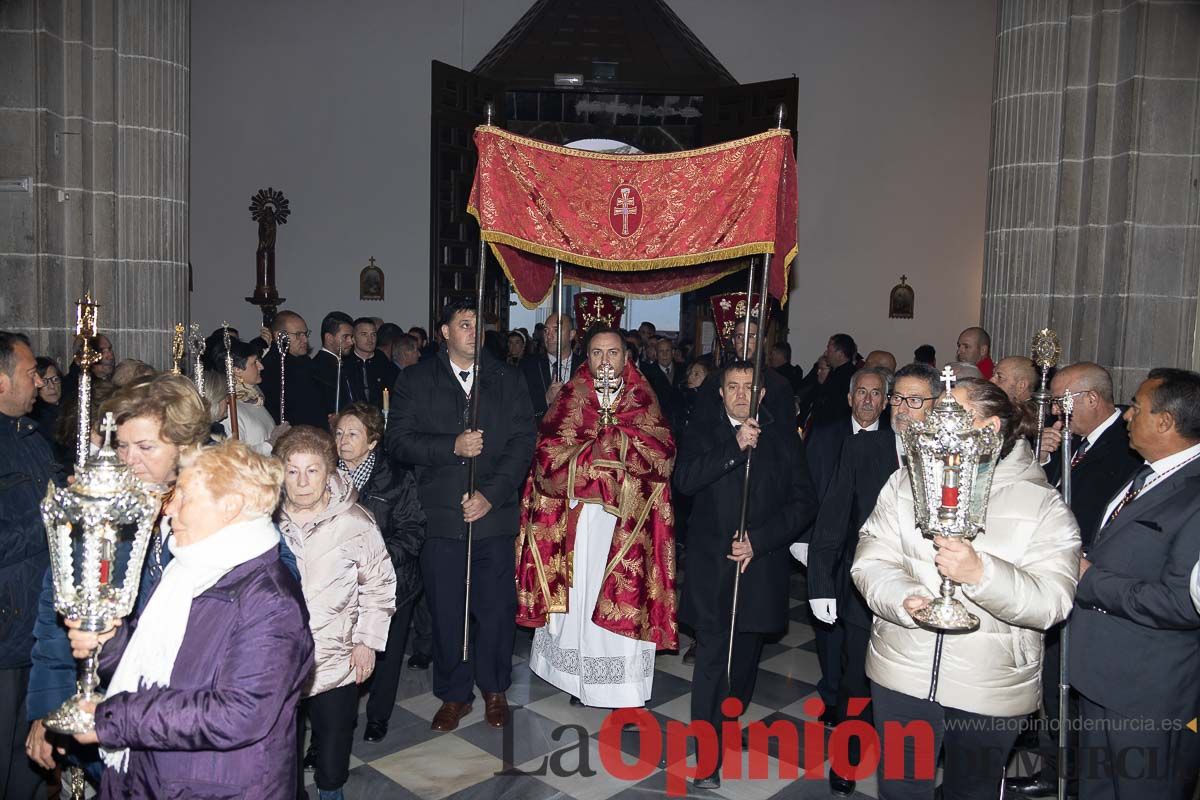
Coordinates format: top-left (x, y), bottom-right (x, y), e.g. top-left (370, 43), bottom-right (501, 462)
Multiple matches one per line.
top-left (339, 450), bottom-right (376, 491)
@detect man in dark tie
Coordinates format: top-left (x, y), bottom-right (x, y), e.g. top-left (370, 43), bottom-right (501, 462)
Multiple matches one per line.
top-left (642, 337), bottom-right (684, 426)
top-left (1068, 367), bottom-right (1200, 800)
top-left (344, 317), bottom-right (399, 409)
top-left (520, 312), bottom-right (582, 421)
top-left (1008, 362), bottom-right (1142, 798)
top-left (804, 333), bottom-right (858, 432)
top-left (807, 363), bottom-right (939, 797)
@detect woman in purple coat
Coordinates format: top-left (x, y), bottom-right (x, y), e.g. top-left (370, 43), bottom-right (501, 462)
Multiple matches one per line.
top-left (66, 440), bottom-right (315, 799)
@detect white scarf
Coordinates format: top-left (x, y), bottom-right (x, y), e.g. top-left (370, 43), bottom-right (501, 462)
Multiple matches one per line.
top-left (100, 515), bottom-right (280, 771)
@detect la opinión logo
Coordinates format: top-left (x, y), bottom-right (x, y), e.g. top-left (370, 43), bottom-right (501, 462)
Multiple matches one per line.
top-left (500, 697), bottom-right (937, 796)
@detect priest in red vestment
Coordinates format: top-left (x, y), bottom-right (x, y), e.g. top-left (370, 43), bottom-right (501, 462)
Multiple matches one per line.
top-left (515, 307), bottom-right (677, 708)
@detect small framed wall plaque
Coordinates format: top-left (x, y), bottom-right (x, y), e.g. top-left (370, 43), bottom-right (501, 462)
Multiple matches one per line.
top-left (889, 275), bottom-right (914, 319)
top-left (360, 256), bottom-right (385, 301)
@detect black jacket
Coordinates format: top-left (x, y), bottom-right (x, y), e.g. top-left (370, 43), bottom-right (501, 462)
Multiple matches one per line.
top-left (675, 414), bottom-right (817, 634)
top-left (520, 351), bottom-right (583, 419)
top-left (311, 349), bottom-right (344, 418)
top-left (259, 350), bottom-right (328, 429)
top-left (357, 458), bottom-right (426, 605)
top-left (641, 361), bottom-right (684, 428)
top-left (0, 414), bottom-right (63, 669)
top-left (343, 351), bottom-right (400, 410)
top-left (386, 350), bottom-right (535, 541)
top-left (805, 416), bottom-right (890, 500)
top-left (1042, 415), bottom-right (1141, 549)
top-left (808, 429), bottom-right (899, 629)
top-left (804, 361), bottom-right (857, 430)
top-left (1070, 454), bottom-right (1200, 722)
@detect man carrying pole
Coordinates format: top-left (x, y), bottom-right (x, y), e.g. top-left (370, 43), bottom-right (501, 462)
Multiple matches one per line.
top-left (386, 297), bottom-right (535, 732)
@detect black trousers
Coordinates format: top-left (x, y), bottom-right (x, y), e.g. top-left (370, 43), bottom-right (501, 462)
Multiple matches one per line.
top-left (366, 595), bottom-right (416, 724)
top-left (0, 667), bottom-right (46, 800)
top-left (814, 618), bottom-right (843, 708)
top-left (411, 591), bottom-right (432, 658)
top-left (420, 535), bottom-right (516, 703)
top-left (1077, 692), bottom-right (1200, 800)
top-left (871, 682), bottom-right (1019, 800)
top-left (296, 683), bottom-right (358, 793)
top-left (690, 628), bottom-right (764, 776)
top-left (835, 621), bottom-right (872, 767)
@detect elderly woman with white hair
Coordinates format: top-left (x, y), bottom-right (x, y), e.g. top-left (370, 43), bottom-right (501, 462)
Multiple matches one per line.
top-left (66, 440), bottom-right (315, 799)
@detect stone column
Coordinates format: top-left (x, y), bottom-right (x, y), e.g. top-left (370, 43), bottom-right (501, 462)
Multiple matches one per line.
top-left (981, 0), bottom-right (1200, 399)
top-left (0, 0), bottom-right (189, 368)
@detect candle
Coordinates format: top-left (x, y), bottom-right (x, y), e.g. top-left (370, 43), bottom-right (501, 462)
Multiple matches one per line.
top-left (383, 388), bottom-right (390, 423)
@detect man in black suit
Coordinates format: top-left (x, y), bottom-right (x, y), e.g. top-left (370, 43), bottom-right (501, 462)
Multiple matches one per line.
top-left (312, 311), bottom-right (354, 420)
top-left (675, 360), bottom-right (818, 790)
top-left (1007, 362), bottom-right (1142, 798)
top-left (794, 364), bottom-right (889, 724)
top-left (520, 312), bottom-right (582, 420)
top-left (260, 310), bottom-right (328, 428)
top-left (803, 333), bottom-right (858, 433)
top-left (768, 341), bottom-right (805, 394)
top-left (1068, 367), bottom-right (1200, 800)
top-left (642, 336), bottom-right (684, 426)
top-left (807, 363), bottom-right (939, 796)
top-left (387, 298), bottom-right (536, 732)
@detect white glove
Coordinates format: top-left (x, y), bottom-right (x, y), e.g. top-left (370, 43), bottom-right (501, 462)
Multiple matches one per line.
top-left (810, 598), bottom-right (837, 625)
top-left (789, 542), bottom-right (809, 566)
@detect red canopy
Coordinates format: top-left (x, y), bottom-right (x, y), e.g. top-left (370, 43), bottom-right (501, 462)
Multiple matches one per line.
top-left (467, 127), bottom-right (798, 307)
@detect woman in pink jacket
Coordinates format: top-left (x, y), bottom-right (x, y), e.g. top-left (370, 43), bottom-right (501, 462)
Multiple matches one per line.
top-left (275, 425), bottom-right (396, 800)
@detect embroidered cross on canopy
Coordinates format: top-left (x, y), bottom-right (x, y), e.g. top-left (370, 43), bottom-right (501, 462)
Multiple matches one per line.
top-left (466, 126), bottom-right (798, 308)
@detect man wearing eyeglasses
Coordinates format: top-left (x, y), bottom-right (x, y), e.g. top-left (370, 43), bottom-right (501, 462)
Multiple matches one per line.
top-left (806, 363), bottom-right (940, 797)
top-left (259, 310), bottom-right (328, 428)
top-left (1006, 361), bottom-right (1141, 799)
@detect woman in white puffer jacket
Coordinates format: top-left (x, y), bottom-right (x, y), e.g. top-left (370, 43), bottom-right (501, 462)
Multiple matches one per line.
top-left (851, 378), bottom-right (1080, 800)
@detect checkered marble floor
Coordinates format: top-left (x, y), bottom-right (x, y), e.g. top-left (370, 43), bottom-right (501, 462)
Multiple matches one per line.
top-left (312, 573), bottom-right (880, 800)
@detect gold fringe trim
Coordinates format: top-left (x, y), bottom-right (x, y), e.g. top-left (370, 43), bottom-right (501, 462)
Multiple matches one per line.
top-left (475, 125), bottom-right (792, 162)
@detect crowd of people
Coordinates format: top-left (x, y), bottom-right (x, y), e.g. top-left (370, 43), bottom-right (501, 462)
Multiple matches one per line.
top-left (1, 303), bottom-right (1198, 800)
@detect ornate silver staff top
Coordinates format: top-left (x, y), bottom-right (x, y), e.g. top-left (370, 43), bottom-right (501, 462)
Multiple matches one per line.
top-left (1031, 328), bottom-right (1062, 460)
top-left (275, 330), bottom-right (290, 421)
top-left (73, 293), bottom-right (100, 470)
top-left (188, 323), bottom-right (206, 398)
top-left (900, 366), bottom-right (1001, 631)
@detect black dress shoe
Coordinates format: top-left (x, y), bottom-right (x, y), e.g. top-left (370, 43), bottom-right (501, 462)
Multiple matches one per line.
top-left (408, 653), bottom-right (431, 669)
top-left (818, 707), bottom-right (838, 727)
top-left (682, 642), bottom-right (697, 665)
top-left (693, 774), bottom-right (720, 789)
top-left (569, 695), bottom-right (584, 707)
top-left (1005, 775), bottom-right (1058, 797)
top-left (303, 743), bottom-right (316, 769)
top-left (830, 771), bottom-right (855, 797)
top-left (363, 720), bottom-right (388, 743)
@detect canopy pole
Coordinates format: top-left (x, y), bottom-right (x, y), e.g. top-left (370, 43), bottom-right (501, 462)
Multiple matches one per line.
top-left (463, 101), bottom-right (494, 663)
top-left (1057, 393), bottom-right (1076, 800)
top-left (555, 260), bottom-right (564, 381)
top-left (727, 252), bottom-right (772, 680)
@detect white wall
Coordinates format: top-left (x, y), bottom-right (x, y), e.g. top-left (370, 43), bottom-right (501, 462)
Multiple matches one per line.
top-left (191, 0), bottom-right (996, 366)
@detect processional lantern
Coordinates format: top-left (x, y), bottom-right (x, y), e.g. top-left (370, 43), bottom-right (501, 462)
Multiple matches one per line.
top-left (901, 367), bottom-right (1001, 632)
top-left (246, 187), bottom-right (290, 325)
top-left (41, 415), bottom-right (158, 733)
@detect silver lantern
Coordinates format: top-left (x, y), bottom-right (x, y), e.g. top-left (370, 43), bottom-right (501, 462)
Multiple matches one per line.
top-left (40, 413), bottom-right (159, 734)
top-left (900, 367), bottom-right (1001, 631)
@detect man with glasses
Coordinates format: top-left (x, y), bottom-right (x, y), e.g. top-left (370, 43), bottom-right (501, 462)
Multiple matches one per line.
top-left (1006, 361), bottom-right (1141, 798)
top-left (806, 363), bottom-right (939, 797)
top-left (260, 310), bottom-right (328, 428)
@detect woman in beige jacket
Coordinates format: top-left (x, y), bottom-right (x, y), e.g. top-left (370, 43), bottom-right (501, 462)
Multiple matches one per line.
top-left (275, 425), bottom-right (396, 800)
top-left (851, 378), bottom-right (1080, 800)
